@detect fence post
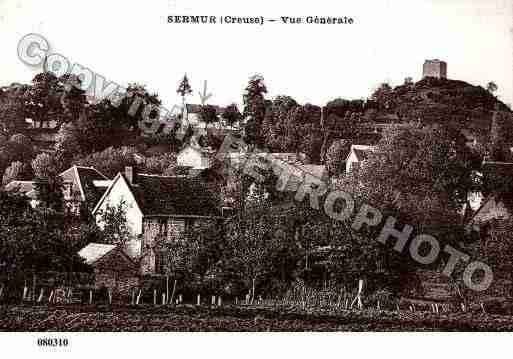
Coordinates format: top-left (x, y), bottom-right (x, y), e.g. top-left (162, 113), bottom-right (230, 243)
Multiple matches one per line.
top-left (162, 293), bottom-right (166, 305)
top-left (136, 289), bottom-right (142, 305)
top-left (37, 288), bottom-right (44, 303)
top-left (108, 289), bottom-right (112, 305)
top-left (217, 296), bottom-right (222, 307)
top-left (153, 290), bottom-right (157, 306)
top-left (178, 294), bottom-right (182, 304)
top-left (197, 294), bottom-right (201, 306)
top-left (481, 303), bottom-right (486, 315)
top-left (89, 290), bottom-right (93, 305)
top-left (211, 295), bottom-right (216, 306)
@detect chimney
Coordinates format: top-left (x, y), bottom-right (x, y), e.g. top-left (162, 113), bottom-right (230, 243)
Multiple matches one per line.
top-left (125, 166), bottom-right (135, 185)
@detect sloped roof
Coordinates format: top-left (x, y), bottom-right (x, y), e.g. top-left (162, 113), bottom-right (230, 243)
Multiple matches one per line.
top-left (470, 194), bottom-right (513, 225)
top-left (5, 180), bottom-right (35, 194)
top-left (78, 243), bottom-right (117, 265)
top-left (348, 145), bottom-right (376, 162)
top-left (60, 165), bottom-right (109, 208)
top-left (186, 104), bottom-right (225, 114)
top-left (132, 174), bottom-right (221, 217)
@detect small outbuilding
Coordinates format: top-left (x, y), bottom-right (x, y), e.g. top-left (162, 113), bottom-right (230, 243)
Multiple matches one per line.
top-left (78, 243), bottom-right (139, 294)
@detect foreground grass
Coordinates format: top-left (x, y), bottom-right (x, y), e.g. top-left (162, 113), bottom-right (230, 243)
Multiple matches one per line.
top-left (1, 304), bottom-right (513, 331)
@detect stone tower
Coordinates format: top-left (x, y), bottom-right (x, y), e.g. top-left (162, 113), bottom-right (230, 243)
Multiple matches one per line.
top-left (423, 59), bottom-right (447, 79)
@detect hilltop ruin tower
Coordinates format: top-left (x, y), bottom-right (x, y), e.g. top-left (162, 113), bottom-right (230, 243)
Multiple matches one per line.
top-left (423, 59), bottom-right (447, 79)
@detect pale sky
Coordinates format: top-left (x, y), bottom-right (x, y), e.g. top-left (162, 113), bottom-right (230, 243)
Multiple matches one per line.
top-left (1, 0), bottom-right (512, 109)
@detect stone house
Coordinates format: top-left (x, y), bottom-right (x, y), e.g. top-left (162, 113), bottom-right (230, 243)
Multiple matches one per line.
top-left (177, 143), bottom-right (215, 170)
top-left (345, 145), bottom-right (376, 174)
top-left (78, 243), bottom-right (139, 294)
top-left (92, 167), bottom-right (223, 274)
top-left (5, 165), bottom-right (110, 215)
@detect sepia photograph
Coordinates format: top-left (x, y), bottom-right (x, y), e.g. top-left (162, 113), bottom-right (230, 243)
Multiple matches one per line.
top-left (0, 0), bottom-right (512, 356)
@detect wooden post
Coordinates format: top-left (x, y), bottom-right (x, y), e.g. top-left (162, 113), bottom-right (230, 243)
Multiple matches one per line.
top-left (22, 286), bottom-right (28, 302)
top-left (166, 275), bottom-right (170, 305)
top-left (37, 288), bottom-right (44, 303)
top-left (170, 279), bottom-right (177, 305)
top-left (162, 293), bottom-right (166, 305)
top-left (197, 294), bottom-right (201, 306)
top-left (108, 289), bottom-right (112, 305)
top-left (217, 296), bottom-right (222, 307)
top-left (178, 294), bottom-right (183, 304)
top-left (235, 298), bottom-right (238, 305)
top-left (211, 295), bottom-right (216, 306)
top-left (153, 290), bottom-right (157, 306)
top-left (136, 289), bottom-right (142, 305)
top-left (89, 290), bottom-right (93, 305)
top-left (251, 277), bottom-right (255, 304)
top-left (377, 301), bottom-right (380, 311)
top-left (32, 272), bottom-right (36, 304)
top-left (481, 302), bottom-right (486, 315)
top-left (350, 279), bottom-right (364, 310)
top-left (131, 290), bottom-right (135, 305)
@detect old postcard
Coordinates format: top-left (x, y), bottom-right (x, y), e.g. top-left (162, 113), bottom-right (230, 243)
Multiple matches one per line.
top-left (0, 0), bottom-right (512, 357)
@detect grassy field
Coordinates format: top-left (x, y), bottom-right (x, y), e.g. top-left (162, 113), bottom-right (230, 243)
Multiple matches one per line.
top-left (2, 304), bottom-right (513, 331)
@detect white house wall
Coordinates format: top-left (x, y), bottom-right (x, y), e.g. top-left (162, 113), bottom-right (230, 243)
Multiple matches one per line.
top-left (95, 177), bottom-right (144, 258)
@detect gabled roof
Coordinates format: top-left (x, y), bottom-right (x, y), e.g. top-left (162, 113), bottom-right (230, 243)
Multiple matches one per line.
top-left (132, 174), bottom-right (221, 217)
top-left (346, 145), bottom-right (376, 162)
top-left (5, 180), bottom-right (35, 194)
top-left (93, 172), bottom-right (222, 218)
top-left (78, 243), bottom-right (117, 265)
top-left (59, 165), bottom-right (109, 208)
top-left (468, 194), bottom-right (513, 226)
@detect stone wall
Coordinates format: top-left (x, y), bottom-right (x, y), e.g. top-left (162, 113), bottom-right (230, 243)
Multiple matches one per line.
top-left (140, 217), bottom-right (189, 275)
top-left (423, 60), bottom-right (447, 79)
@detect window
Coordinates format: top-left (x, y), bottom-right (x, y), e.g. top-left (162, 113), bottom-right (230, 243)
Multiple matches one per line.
top-left (159, 219), bottom-right (168, 237)
top-left (154, 251), bottom-right (166, 275)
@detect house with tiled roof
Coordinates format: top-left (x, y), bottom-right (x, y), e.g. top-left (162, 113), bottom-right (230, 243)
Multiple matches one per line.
top-left (92, 166), bottom-right (223, 274)
top-left (345, 145), bottom-right (376, 174)
top-left (5, 165), bottom-right (110, 214)
top-left (78, 243), bottom-right (139, 294)
top-left (4, 180), bottom-right (39, 207)
top-left (59, 165), bottom-right (111, 214)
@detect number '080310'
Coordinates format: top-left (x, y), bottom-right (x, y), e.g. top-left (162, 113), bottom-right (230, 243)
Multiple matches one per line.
top-left (37, 338), bottom-right (69, 347)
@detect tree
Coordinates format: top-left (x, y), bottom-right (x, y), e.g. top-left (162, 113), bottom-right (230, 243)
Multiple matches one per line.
top-left (486, 81), bottom-right (498, 95)
top-left (224, 208), bottom-right (294, 301)
top-left (222, 103), bottom-right (243, 128)
top-left (243, 74), bottom-right (268, 145)
top-left (2, 161), bottom-right (32, 186)
top-left (349, 124), bottom-right (477, 236)
top-left (489, 110), bottom-right (508, 161)
top-left (371, 82), bottom-right (393, 108)
top-left (31, 153), bottom-right (63, 212)
top-left (108, 84), bottom-right (161, 136)
top-left (325, 139), bottom-right (352, 176)
top-left (177, 74), bottom-right (192, 104)
top-left (98, 201), bottom-right (133, 246)
top-left (0, 84), bottom-right (30, 135)
top-left (76, 146), bottom-right (139, 178)
top-left (31, 152), bottom-right (60, 179)
top-left (199, 104), bottom-right (219, 128)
